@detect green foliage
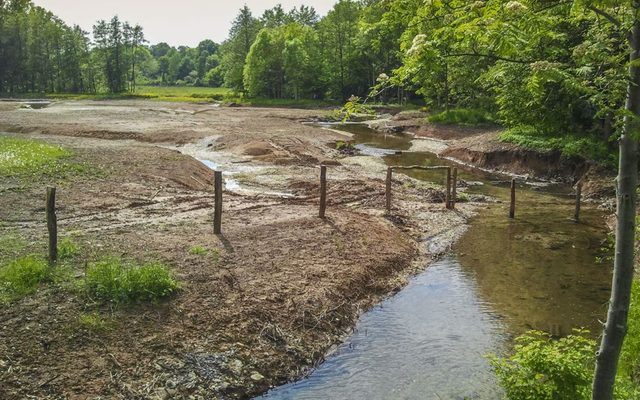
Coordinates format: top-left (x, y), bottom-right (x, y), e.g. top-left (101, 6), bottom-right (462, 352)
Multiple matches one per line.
top-left (85, 257), bottom-right (179, 303)
top-left (335, 96), bottom-right (375, 122)
top-left (620, 280), bottom-right (640, 386)
top-left (58, 237), bottom-right (80, 260)
top-left (489, 330), bottom-right (596, 400)
top-left (499, 127), bottom-right (613, 164)
top-left (428, 109), bottom-right (494, 126)
top-left (0, 255), bottom-right (48, 303)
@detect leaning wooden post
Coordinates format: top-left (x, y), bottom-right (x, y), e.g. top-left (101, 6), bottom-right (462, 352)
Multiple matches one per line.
top-left (445, 167), bottom-right (452, 209)
top-left (319, 166), bottom-right (327, 219)
top-left (509, 179), bottom-right (516, 219)
top-left (451, 167), bottom-right (458, 210)
top-left (214, 171), bottom-right (223, 234)
top-left (574, 181), bottom-right (582, 223)
top-left (386, 167), bottom-right (393, 214)
top-left (46, 187), bottom-right (57, 265)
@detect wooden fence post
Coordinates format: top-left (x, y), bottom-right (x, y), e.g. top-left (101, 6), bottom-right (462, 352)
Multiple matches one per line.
top-left (509, 179), bottom-right (516, 219)
top-left (46, 187), bottom-right (57, 265)
top-left (574, 181), bottom-right (582, 223)
top-left (386, 167), bottom-right (393, 214)
top-left (451, 167), bottom-right (458, 210)
top-left (214, 171), bottom-right (223, 234)
top-left (445, 167), bottom-right (452, 209)
top-left (319, 166), bottom-right (327, 219)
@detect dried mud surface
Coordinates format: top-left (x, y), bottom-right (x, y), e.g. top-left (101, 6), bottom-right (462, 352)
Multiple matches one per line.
top-left (0, 101), bottom-right (474, 399)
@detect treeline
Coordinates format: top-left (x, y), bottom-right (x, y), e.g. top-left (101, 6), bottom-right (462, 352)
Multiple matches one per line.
top-left (219, 1), bottom-right (631, 158)
top-left (0, 0), bottom-right (222, 94)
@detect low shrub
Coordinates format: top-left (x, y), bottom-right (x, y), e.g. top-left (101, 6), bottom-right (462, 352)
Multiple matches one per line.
top-left (489, 330), bottom-right (595, 400)
top-left (428, 108), bottom-right (494, 126)
top-left (85, 257), bottom-right (179, 303)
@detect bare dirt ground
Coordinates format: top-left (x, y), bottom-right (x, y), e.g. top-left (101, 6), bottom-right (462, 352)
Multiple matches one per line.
top-left (0, 101), bottom-right (474, 399)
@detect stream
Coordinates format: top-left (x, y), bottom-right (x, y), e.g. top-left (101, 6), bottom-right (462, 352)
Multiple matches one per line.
top-left (259, 124), bottom-right (612, 399)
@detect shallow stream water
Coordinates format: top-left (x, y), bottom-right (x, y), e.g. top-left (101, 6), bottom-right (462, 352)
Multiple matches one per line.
top-left (259, 125), bottom-right (612, 399)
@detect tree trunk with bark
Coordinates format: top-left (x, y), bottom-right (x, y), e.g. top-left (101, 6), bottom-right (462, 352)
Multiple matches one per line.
top-left (592, 16), bottom-right (640, 400)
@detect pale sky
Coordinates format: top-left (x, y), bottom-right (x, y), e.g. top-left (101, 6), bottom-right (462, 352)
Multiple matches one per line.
top-left (33, 1), bottom-right (337, 47)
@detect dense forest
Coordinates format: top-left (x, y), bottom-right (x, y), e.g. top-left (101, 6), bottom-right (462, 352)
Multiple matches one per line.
top-left (0, 0), bottom-right (634, 160)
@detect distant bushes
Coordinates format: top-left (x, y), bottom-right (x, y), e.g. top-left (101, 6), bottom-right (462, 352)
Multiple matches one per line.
top-left (428, 108), bottom-right (494, 126)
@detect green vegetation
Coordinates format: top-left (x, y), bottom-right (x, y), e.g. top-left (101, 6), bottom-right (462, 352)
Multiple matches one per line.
top-left (58, 237), bottom-right (80, 260)
top-left (428, 109), bottom-right (494, 126)
top-left (0, 136), bottom-right (70, 177)
top-left (134, 85), bottom-right (231, 102)
top-left (189, 246), bottom-right (208, 256)
top-left (85, 257), bottom-right (179, 303)
top-left (490, 282), bottom-right (640, 399)
top-left (0, 136), bottom-right (93, 183)
top-left (620, 280), bottom-right (640, 387)
top-left (499, 127), bottom-right (613, 164)
top-left (0, 256), bottom-right (48, 303)
top-left (77, 312), bottom-right (114, 332)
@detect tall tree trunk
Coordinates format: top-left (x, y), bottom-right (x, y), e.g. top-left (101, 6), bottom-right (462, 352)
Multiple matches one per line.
top-left (592, 17), bottom-right (640, 400)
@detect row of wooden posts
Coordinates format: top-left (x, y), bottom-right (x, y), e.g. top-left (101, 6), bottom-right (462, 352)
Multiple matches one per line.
top-left (44, 169), bottom-right (584, 264)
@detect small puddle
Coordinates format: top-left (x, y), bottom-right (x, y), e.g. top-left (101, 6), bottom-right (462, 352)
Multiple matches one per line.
top-left (259, 124), bottom-right (611, 399)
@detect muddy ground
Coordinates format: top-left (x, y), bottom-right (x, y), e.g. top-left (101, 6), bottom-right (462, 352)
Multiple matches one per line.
top-left (0, 101), bottom-right (475, 399)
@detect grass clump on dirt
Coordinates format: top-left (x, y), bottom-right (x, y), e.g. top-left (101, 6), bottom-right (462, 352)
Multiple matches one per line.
top-left (0, 136), bottom-right (70, 177)
top-left (85, 257), bottom-right (179, 303)
top-left (0, 255), bottom-right (48, 303)
top-left (190, 246), bottom-right (208, 256)
top-left (77, 312), bottom-right (114, 332)
top-left (428, 108), bottom-right (494, 126)
top-left (58, 237), bottom-right (80, 260)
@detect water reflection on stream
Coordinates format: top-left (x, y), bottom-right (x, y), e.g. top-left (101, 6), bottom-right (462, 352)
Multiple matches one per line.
top-left (260, 124), bottom-right (611, 399)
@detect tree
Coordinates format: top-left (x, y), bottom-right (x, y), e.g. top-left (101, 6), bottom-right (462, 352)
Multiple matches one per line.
top-left (584, 2), bottom-right (640, 399)
top-left (220, 6), bottom-right (262, 91)
top-left (318, 0), bottom-right (362, 101)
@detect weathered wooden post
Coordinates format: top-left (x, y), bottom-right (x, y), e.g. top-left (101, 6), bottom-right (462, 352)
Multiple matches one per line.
top-left (509, 179), bottom-right (516, 219)
top-left (319, 166), bottom-right (327, 219)
top-left (46, 187), bottom-right (57, 265)
top-left (445, 167), bottom-right (452, 209)
top-left (451, 167), bottom-right (458, 210)
top-left (574, 181), bottom-right (582, 223)
top-left (386, 167), bottom-right (393, 214)
top-left (214, 171), bottom-right (223, 234)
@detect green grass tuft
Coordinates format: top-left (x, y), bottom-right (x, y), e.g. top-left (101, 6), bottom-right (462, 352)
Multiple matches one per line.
top-left (58, 237), bottom-right (80, 260)
top-left (428, 108), bottom-right (494, 126)
top-left (0, 255), bottom-right (48, 303)
top-left (189, 246), bottom-right (208, 256)
top-left (85, 257), bottom-right (179, 303)
top-left (77, 312), bottom-right (114, 332)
